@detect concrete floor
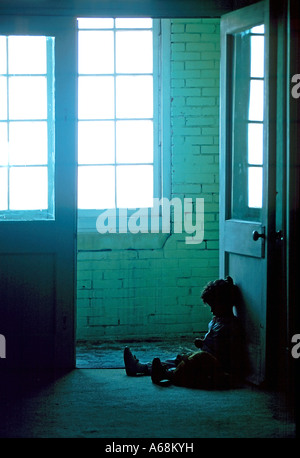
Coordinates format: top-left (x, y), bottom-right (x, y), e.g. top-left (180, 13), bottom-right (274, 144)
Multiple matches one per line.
top-left (76, 337), bottom-right (196, 368)
top-left (0, 339), bottom-right (296, 439)
top-left (0, 368), bottom-right (295, 439)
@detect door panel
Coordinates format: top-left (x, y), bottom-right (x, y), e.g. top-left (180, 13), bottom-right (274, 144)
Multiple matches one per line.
top-left (0, 16), bottom-right (77, 370)
top-left (224, 221), bottom-right (265, 258)
top-left (1, 254), bottom-right (55, 367)
top-left (220, 1), bottom-right (275, 385)
top-left (228, 254), bottom-right (266, 383)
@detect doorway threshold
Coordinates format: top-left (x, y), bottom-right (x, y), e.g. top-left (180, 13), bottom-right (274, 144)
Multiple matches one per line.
top-left (76, 337), bottom-right (195, 369)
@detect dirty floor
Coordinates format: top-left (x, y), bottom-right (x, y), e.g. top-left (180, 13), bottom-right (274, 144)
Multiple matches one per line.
top-left (76, 337), bottom-right (196, 368)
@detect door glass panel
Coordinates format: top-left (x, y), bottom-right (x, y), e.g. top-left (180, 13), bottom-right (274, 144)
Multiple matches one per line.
top-left (231, 24), bottom-right (265, 221)
top-left (250, 35), bottom-right (264, 77)
top-left (0, 168), bottom-right (8, 210)
top-left (248, 167), bottom-right (263, 208)
top-left (0, 37), bottom-right (6, 73)
top-left (0, 77), bottom-right (7, 120)
top-left (9, 121), bottom-right (48, 165)
top-left (9, 76), bottom-right (47, 120)
top-left (248, 123), bottom-right (263, 165)
top-left (0, 35), bottom-right (55, 220)
top-left (8, 36), bottom-right (47, 74)
top-left (248, 79), bottom-right (264, 121)
top-left (0, 123), bottom-right (8, 165)
top-left (10, 166), bottom-right (48, 210)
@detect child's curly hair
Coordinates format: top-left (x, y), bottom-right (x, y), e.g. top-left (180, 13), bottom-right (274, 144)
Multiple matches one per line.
top-left (201, 276), bottom-right (236, 308)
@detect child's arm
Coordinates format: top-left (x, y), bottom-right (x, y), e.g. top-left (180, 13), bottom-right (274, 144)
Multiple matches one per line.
top-left (194, 337), bottom-right (204, 349)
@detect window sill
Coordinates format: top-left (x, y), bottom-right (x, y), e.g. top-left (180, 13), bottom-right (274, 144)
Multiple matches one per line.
top-left (77, 231), bottom-right (170, 251)
top-left (77, 208), bottom-right (171, 250)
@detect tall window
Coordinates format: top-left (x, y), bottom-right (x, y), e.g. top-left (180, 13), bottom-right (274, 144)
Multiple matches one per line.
top-left (231, 24), bottom-right (265, 221)
top-left (77, 18), bottom-right (161, 214)
top-left (0, 35), bottom-right (55, 220)
top-left (247, 25), bottom-right (264, 209)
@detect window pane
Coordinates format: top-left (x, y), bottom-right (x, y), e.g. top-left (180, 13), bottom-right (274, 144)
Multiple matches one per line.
top-left (78, 165), bottom-right (115, 209)
top-left (116, 120), bottom-right (153, 164)
top-left (78, 76), bottom-right (114, 119)
top-left (9, 121), bottom-right (48, 165)
top-left (78, 31), bottom-right (114, 74)
top-left (248, 123), bottom-right (263, 165)
top-left (77, 18), bottom-right (157, 212)
top-left (251, 25), bottom-right (265, 34)
top-left (248, 167), bottom-right (263, 208)
top-left (78, 18), bottom-right (114, 29)
top-left (115, 18), bottom-right (152, 29)
top-left (251, 35), bottom-right (264, 78)
top-left (116, 75), bottom-right (153, 118)
top-left (0, 168), bottom-right (8, 210)
top-left (78, 121), bottom-right (115, 164)
top-left (0, 36), bottom-right (7, 74)
top-left (9, 76), bottom-right (47, 120)
top-left (0, 35), bottom-right (54, 218)
top-left (10, 166), bottom-right (48, 210)
top-left (117, 165), bottom-right (153, 208)
top-left (0, 123), bottom-right (8, 165)
top-left (0, 77), bottom-right (7, 120)
top-left (8, 36), bottom-right (47, 75)
top-left (248, 79), bottom-right (264, 121)
top-left (116, 31), bottom-right (153, 74)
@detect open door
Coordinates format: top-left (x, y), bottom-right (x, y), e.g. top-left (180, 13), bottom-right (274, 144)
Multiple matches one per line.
top-left (0, 16), bottom-right (77, 370)
top-left (219, 1), bottom-right (278, 385)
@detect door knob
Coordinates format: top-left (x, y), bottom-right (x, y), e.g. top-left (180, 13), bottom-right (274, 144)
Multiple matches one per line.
top-left (252, 230), bottom-right (265, 241)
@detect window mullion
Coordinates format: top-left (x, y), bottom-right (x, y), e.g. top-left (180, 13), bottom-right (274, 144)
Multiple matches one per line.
top-left (113, 19), bottom-right (117, 209)
top-left (46, 37), bottom-right (55, 218)
top-left (6, 36), bottom-right (10, 211)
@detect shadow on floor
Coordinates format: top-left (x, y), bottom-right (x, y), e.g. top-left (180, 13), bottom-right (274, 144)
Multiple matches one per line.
top-left (0, 367), bottom-right (296, 438)
top-left (0, 339), bottom-right (295, 438)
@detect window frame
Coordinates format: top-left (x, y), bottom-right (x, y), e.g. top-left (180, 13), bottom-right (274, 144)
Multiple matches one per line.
top-left (230, 24), bottom-right (265, 223)
top-left (0, 34), bottom-right (55, 221)
top-left (77, 18), bottom-right (171, 234)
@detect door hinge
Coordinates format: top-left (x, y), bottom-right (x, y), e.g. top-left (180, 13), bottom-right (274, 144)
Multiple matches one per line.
top-left (275, 230), bottom-right (284, 241)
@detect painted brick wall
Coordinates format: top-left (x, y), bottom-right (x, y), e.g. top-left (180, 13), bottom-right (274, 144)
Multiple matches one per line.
top-left (76, 18), bottom-right (220, 342)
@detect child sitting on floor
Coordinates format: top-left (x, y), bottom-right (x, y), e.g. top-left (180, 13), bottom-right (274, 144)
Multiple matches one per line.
top-left (124, 276), bottom-right (244, 389)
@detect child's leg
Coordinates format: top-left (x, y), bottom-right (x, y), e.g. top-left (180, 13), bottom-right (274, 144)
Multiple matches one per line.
top-left (171, 351), bottom-right (227, 389)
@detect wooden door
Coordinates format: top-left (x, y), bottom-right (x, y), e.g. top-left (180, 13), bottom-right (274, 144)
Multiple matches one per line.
top-left (219, 1), bottom-right (277, 385)
top-left (0, 16), bottom-right (77, 370)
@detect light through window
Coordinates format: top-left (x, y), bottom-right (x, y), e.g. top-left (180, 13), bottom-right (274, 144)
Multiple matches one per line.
top-left (0, 35), bottom-right (55, 219)
top-left (247, 24), bottom-right (265, 209)
top-left (77, 18), bottom-right (156, 210)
